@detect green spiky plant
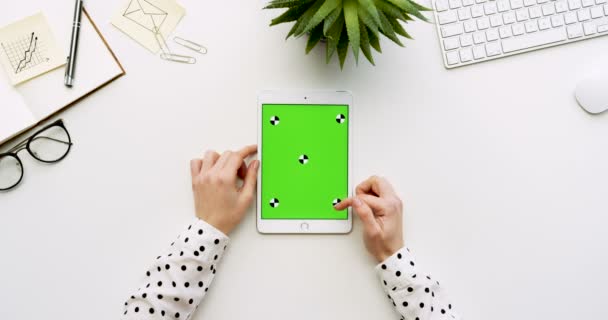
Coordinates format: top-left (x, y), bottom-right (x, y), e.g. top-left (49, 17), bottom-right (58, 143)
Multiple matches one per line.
top-left (264, 0), bottom-right (431, 68)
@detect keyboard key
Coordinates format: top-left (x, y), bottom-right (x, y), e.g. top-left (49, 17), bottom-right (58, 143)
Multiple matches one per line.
top-left (442, 23), bottom-right (465, 37)
top-left (462, 0), bottom-right (476, 6)
top-left (591, 6), bottom-right (604, 17)
top-left (436, 0), bottom-right (450, 10)
top-left (605, 3), bottom-right (608, 14)
top-left (485, 1), bottom-right (498, 13)
top-left (567, 23), bottom-right (584, 37)
top-left (460, 33), bottom-right (474, 45)
top-left (551, 14), bottom-right (565, 26)
top-left (537, 0), bottom-right (549, 3)
top-left (498, 0), bottom-right (511, 11)
top-left (542, 3), bottom-right (556, 15)
top-left (565, 11), bottom-right (578, 23)
top-left (583, 21), bottom-right (597, 33)
top-left (512, 22), bottom-right (526, 34)
top-left (444, 36), bottom-right (461, 49)
top-left (459, 48), bottom-right (474, 61)
top-left (472, 5), bottom-right (485, 17)
top-left (438, 11), bottom-right (459, 24)
top-left (450, 0), bottom-right (463, 8)
top-left (578, 8), bottom-right (591, 20)
top-left (597, 0), bottom-right (607, 4)
top-left (491, 15), bottom-right (504, 26)
top-left (511, 0), bottom-right (524, 8)
top-left (598, 23), bottom-right (608, 31)
top-left (582, 0), bottom-right (595, 6)
top-left (472, 45), bottom-right (486, 59)
top-left (517, 8), bottom-right (530, 20)
top-left (446, 51), bottom-right (460, 65)
top-left (477, 16), bottom-right (491, 29)
top-left (503, 11), bottom-right (517, 23)
top-left (485, 41), bottom-right (502, 56)
top-left (458, 7), bottom-right (472, 19)
top-left (464, 20), bottom-right (477, 31)
top-left (487, 28), bottom-right (500, 40)
top-left (568, 0), bottom-right (582, 9)
top-left (499, 25), bottom-right (514, 37)
top-left (524, 0), bottom-right (536, 6)
top-left (502, 27), bottom-right (567, 52)
top-left (473, 31), bottom-right (487, 43)
top-left (555, 1), bottom-right (569, 12)
top-left (529, 6), bottom-right (543, 18)
top-left (476, 0), bottom-right (487, 3)
top-left (594, 16), bottom-right (608, 24)
top-left (525, 20), bottom-right (539, 31)
top-left (538, 17), bottom-right (552, 29)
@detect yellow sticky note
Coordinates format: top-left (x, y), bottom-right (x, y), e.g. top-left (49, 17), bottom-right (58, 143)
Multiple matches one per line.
top-left (0, 12), bottom-right (65, 85)
top-left (111, 0), bottom-right (186, 53)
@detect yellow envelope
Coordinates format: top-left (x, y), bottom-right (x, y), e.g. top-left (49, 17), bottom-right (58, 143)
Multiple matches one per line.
top-left (123, 0), bottom-right (167, 34)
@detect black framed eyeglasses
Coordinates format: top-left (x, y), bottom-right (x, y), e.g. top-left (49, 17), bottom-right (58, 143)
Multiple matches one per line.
top-left (0, 119), bottom-right (73, 191)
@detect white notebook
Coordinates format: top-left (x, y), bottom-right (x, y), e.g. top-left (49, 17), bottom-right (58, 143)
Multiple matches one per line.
top-left (0, 2), bottom-right (124, 145)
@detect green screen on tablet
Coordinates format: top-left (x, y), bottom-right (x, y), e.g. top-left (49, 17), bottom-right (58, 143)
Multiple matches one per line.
top-left (261, 104), bottom-right (349, 220)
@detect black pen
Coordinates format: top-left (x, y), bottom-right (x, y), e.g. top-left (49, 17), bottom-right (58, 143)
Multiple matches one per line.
top-left (65, 0), bottom-right (84, 88)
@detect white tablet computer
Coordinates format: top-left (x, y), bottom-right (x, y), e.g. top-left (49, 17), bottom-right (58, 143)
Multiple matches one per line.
top-left (257, 91), bottom-right (353, 234)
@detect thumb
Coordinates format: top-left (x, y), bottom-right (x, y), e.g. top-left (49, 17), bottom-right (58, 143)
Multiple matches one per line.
top-left (352, 197), bottom-right (382, 237)
top-left (240, 160), bottom-right (259, 197)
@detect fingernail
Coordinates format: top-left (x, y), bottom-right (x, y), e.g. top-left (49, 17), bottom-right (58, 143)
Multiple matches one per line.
top-left (353, 197), bottom-right (361, 206)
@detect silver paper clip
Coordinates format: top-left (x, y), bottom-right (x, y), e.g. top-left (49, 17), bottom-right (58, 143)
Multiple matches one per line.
top-left (174, 36), bottom-right (208, 54)
top-left (160, 53), bottom-right (196, 64)
top-left (153, 30), bottom-right (197, 64)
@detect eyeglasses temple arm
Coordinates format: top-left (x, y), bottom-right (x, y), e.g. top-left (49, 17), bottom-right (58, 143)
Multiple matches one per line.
top-left (7, 139), bottom-right (29, 153)
top-left (29, 136), bottom-right (73, 146)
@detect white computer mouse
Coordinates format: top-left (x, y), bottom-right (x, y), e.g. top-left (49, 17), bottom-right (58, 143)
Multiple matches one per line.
top-left (575, 74), bottom-right (608, 114)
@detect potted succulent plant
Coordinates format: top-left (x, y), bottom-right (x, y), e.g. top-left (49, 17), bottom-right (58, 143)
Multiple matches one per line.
top-left (264, 0), bottom-right (431, 68)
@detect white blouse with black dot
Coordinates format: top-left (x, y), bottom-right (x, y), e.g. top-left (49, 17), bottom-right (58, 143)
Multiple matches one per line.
top-left (377, 248), bottom-right (461, 320)
top-left (123, 219), bottom-right (460, 320)
top-left (123, 219), bottom-right (228, 320)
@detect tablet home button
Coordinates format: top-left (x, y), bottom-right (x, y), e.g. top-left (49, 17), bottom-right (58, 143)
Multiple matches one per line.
top-left (300, 223), bottom-right (309, 231)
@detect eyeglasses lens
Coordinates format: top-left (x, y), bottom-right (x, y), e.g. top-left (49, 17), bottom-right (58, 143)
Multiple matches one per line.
top-left (0, 155), bottom-right (22, 190)
top-left (29, 125), bottom-right (71, 162)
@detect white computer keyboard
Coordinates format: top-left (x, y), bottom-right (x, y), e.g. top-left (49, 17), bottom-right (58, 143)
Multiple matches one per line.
top-left (433, 0), bottom-right (608, 68)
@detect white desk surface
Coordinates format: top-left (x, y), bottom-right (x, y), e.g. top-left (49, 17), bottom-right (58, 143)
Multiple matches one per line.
top-left (1, 0), bottom-right (608, 319)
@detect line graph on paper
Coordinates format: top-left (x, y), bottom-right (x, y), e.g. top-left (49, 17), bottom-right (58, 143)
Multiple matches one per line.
top-left (1, 32), bottom-right (50, 74)
top-left (0, 13), bottom-right (65, 85)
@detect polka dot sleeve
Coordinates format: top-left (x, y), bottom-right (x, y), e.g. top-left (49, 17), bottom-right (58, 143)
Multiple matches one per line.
top-left (122, 219), bottom-right (229, 320)
top-left (376, 248), bottom-right (461, 320)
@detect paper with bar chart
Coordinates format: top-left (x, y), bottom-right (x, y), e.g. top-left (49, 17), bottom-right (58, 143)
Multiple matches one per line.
top-left (0, 12), bottom-right (64, 85)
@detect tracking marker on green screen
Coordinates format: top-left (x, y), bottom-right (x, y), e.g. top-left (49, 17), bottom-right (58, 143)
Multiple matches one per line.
top-left (261, 104), bottom-right (349, 220)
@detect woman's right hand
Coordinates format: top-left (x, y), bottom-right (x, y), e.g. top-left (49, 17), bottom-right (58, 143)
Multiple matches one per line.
top-left (334, 176), bottom-right (405, 262)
